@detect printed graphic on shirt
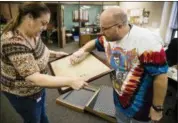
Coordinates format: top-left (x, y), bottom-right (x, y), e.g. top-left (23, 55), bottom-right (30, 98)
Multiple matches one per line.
top-left (110, 47), bottom-right (139, 95)
top-left (95, 33), bottom-right (168, 118)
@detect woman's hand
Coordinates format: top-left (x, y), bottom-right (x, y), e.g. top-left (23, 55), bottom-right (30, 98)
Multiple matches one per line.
top-left (68, 77), bottom-right (88, 90)
top-left (49, 50), bottom-right (68, 58)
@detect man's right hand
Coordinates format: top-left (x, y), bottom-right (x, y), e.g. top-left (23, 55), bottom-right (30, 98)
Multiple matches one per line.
top-left (69, 77), bottom-right (88, 90)
top-left (69, 49), bottom-right (89, 65)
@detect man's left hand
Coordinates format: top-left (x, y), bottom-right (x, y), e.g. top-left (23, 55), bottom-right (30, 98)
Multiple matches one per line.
top-left (149, 106), bottom-right (163, 121)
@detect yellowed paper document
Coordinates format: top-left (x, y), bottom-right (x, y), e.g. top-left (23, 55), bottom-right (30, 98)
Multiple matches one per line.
top-left (50, 54), bottom-right (110, 81)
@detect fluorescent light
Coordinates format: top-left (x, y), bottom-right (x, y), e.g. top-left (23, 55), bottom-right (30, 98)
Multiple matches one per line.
top-left (82, 6), bottom-right (90, 9)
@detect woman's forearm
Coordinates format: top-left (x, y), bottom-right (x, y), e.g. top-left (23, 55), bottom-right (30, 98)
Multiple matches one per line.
top-left (49, 50), bottom-right (57, 58)
top-left (25, 72), bottom-right (73, 88)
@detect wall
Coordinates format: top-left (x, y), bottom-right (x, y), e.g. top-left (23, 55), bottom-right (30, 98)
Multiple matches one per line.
top-left (119, 2), bottom-right (164, 28)
top-left (46, 4), bottom-right (58, 27)
top-left (10, 3), bottom-right (19, 19)
top-left (0, 3), bottom-right (11, 21)
top-left (0, 3), bottom-right (19, 21)
top-left (63, 5), bottom-right (103, 30)
top-left (61, 2), bottom-right (119, 5)
top-left (63, 2), bottom-right (119, 30)
top-left (88, 5), bottom-right (102, 25)
top-left (63, 4), bottom-right (79, 30)
top-left (103, 2), bottom-right (119, 5)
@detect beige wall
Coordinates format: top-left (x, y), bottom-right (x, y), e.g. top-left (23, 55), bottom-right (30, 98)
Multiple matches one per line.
top-left (60, 2), bottom-right (119, 5)
top-left (0, 3), bottom-right (11, 21)
top-left (119, 2), bottom-right (164, 28)
top-left (0, 3), bottom-right (19, 21)
top-left (10, 3), bottom-right (19, 19)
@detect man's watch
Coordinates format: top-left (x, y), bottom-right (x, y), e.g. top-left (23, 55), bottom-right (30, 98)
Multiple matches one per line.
top-left (152, 105), bottom-right (164, 112)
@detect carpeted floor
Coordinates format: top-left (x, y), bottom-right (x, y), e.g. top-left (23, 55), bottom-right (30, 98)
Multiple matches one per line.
top-left (46, 41), bottom-right (113, 123)
top-left (1, 41), bottom-right (177, 123)
top-left (45, 41), bottom-right (177, 123)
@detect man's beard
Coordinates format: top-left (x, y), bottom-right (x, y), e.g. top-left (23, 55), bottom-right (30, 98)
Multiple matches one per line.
top-left (106, 36), bottom-right (119, 42)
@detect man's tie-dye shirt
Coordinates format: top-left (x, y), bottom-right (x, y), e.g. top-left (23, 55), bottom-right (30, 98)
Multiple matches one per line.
top-left (95, 25), bottom-right (168, 121)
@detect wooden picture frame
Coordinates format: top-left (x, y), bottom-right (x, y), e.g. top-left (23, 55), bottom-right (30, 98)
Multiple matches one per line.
top-left (85, 85), bottom-right (117, 123)
top-left (49, 52), bottom-right (114, 94)
top-left (56, 85), bottom-right (100, 112)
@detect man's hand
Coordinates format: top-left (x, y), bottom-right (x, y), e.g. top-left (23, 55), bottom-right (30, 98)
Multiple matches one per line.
top-left (149, 106), bottom-right (163, 121)
top-left (70, 49), bottom-right (89, 65)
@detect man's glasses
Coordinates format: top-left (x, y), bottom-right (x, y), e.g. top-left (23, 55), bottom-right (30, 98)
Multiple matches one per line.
top-left (101, 23), bottom-right (121, 32)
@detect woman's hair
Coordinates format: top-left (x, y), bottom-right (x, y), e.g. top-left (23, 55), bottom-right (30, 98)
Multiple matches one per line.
top-left (2, 2), bottom-right (50, 34)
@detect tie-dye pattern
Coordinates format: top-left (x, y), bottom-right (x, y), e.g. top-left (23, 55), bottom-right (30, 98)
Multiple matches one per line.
top-left (95, 34), bottom-right (168, 119)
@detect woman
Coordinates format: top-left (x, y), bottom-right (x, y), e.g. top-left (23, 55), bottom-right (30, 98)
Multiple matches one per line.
top-left (1, 2), bottom-right (87, 123)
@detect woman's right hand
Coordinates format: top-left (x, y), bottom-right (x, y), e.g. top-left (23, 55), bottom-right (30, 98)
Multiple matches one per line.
top-left (69, 77), bottom-right (88, 90)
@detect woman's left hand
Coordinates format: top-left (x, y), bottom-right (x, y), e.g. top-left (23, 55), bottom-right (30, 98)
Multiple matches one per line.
top-left (56, 51), bottom-right (69, 58)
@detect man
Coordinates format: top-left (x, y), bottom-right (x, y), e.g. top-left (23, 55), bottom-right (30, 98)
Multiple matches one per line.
top-left (70, 7), bottom-right (168, 123)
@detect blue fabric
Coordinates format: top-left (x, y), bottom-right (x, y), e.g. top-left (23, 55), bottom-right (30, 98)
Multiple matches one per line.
top-left (144, 64), bottom-right (168, 76)
top-left (114, 74), bottom-right (153, 118)
top-left (95, 38), bottom-right (105, 52)
top-left (115, 106), bottom-right (152, 123)
top-left (3, 90), bottom-right (49, 123)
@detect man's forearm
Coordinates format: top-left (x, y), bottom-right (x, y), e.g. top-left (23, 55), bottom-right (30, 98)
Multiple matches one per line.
top-left (80, 39), bottom-right (96, 52)
top-left (153, 74), bottom-right (168, 106)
